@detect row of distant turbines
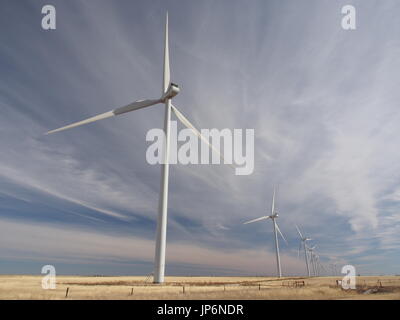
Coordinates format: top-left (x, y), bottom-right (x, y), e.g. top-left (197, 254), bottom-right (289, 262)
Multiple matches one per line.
top-left (45, 13), bottom-right (339, 283)
top-left (243, 189), bottom-right (339, 278)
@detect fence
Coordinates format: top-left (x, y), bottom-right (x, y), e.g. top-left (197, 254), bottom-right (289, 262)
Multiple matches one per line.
top-left (335, 278), bottom-right (400, 290)
top-left (60, 280), bottom-right (310, 298)
top-left (59, 277), bottom-right (400, 298)
top-left (282, 280), bottom-right (305, 288)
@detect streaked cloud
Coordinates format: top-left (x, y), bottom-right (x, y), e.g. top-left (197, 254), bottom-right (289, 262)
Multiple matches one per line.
top-left (0, 0), bottom-right (399, 275)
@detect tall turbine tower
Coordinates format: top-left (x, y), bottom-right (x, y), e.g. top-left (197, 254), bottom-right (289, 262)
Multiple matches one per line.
top-left (45, 13), bottom-right (225, 284)
top-left (155, 11), bottom-right (172, 285)
top-left (244, 188), bottom-right (288, 278)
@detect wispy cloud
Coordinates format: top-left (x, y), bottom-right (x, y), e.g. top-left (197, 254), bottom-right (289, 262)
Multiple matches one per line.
top-left (0, 0), bottom-right (399, 275)
top-left (0, 218), bottom-right (304, 275)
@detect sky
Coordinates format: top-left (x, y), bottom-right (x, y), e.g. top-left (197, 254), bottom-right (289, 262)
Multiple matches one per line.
top-left (0, 0), bottom-right (399, 277)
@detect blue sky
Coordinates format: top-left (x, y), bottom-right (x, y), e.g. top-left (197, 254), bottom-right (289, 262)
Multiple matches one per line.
top-left (0, 0), bottom-right (399, 276)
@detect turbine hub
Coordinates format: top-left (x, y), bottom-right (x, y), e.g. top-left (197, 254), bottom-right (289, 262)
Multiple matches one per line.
top-left (161, 82), bottom-right (180, 101)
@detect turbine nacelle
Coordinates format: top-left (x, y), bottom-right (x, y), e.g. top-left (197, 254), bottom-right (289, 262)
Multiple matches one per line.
top-left (161, 82), bottom-right (180, 102)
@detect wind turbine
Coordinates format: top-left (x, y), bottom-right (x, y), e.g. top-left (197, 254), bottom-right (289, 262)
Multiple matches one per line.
top-left (319, 261), bottom-right (327, 276)
top-left (314, 252), bottom-right (321, 276)
top-left (307, 245), bottom-right (318, 276)
top-left (243, 188), bottom-right (288, 278)
top-left (295, 225), bottom-right (311, 277)
top-left (329, 264), bottom-right (335, 276)
top-left (45, 13), bottom-right (224, 284)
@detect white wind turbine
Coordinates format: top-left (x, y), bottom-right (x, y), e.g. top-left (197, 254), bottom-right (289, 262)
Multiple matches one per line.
top-left (329, 264), bottom-right (335, 276)
top-left (296, 225), bottom-right (312, 277)
top-left (243, 188), bottom-right (288, 278)
top-left (317, 255), bottom-right (327, 277)
top-left (314, 250), bottom-right (321, 277)
top-left (307, 245), bottom-right (318, 276)
top-left (319, 261), bottom-right (327, 276)
top-left (333, 263), bottom-right (339, 276)
top-left (314, 251), bottom-right (328, 277)
top-left (314, 251), bottom-right (321, 276)
top-left (45, 13), bottom-right (225, 284)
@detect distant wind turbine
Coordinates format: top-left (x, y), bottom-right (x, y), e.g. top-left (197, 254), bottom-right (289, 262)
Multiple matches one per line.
top-left (296, 225), bottom-right (312, 277)
top-left (45, 13), bottom-right (225, 284)
top-left (319, 261), bottom-right (327, 276)
top-left (329, 264), bottom-right (335, 276)
top-left (307, 245), bottom-right (318, 276)
top-left (244, 188), bottom-right (288, 278)
top-left (312, 249), bottom-right (327, 277)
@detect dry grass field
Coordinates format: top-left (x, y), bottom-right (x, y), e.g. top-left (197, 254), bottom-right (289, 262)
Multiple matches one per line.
top-left (0, 275), bottom-right (399, 300)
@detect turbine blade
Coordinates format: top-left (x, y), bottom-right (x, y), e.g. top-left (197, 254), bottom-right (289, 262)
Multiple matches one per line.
top-left (275, 222), bottom-right (288, 245)
top-left (163, 12), bottom-right (170, 94)
top-left (295, 225), bottom-right (304, 239)
top-left (171, 105), bottom-right (235, 168)
top-left (298, 242), bottom-right (301, 258)
top-left (45, 111), bottom-right (115, 134)
top-left (45, 99), bottom-right (160, 135)
top-left (271, 187), bottom-right (275, 215)
top-left (113, 99), bottom-right (161, 116)
top-left (243, 216), bottom-right (270, 225)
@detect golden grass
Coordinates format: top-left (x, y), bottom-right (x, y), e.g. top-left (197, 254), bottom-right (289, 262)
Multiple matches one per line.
top-left (0, 275), bottom-right (399, 300)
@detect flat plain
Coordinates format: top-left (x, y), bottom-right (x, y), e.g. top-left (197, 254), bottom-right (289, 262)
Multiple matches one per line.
top-left (0, 275), bottom-right (399, 300)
